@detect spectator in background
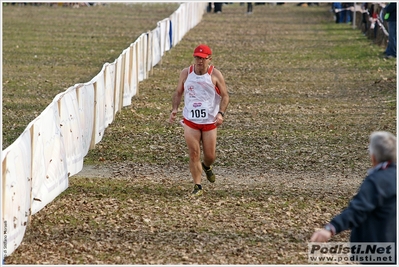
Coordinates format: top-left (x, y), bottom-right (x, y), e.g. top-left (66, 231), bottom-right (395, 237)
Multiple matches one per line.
top-left (341, 3), bottom-right (349, 23)
top-left (361, 3), bottom-right (369, 34)
top-left (214, 2), bottom-right (223, 13)
top-left (310, 131), bottom-right (397, 264)
top-left (346, 2), bottom-right (354, 23)
top-left (207, 2), bottom-right (212, 13)
top-left (297, 3), bottom-right (318, 6)
top-left (384, 2), bottom-right (397, 59)
top-left (247, 2), bottom-right (253, 14)
top-left (332, 2), bottom-right (343, 23)
top-left (370, 3), bottom-right (379, 38)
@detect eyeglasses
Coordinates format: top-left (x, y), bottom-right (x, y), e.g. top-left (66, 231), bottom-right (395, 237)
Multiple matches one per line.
top-left (194, 56), bottom-right (210, 61)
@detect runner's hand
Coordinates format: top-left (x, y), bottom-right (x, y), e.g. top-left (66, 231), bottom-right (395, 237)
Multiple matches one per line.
top-left (169, 110), bottom-right (177, 123)
top-left (214, 113), bottom-right (224, 127)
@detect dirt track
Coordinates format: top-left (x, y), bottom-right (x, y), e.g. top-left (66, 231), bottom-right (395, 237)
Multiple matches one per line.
top-left (4, 3), bottom-right (396, 265)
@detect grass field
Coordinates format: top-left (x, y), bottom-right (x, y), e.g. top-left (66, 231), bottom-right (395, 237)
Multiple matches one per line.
top-left (2, 2), bottom-right (396, 264)
top-left (2, 2), bottom-right (179, 149)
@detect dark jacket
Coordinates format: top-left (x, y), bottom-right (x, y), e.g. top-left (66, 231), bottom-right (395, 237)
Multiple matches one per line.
top-left (384, 3), bottom-right (397, 22)
top-left (330, 163), bottom-right (396, 243)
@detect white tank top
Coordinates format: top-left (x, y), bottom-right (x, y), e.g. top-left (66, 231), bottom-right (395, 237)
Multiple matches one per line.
top-left (183, 65), bottom-right (221, 124)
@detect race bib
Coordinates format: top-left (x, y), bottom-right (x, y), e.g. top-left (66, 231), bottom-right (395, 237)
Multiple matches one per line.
top-left (188, 102), bottom-right (208, 121)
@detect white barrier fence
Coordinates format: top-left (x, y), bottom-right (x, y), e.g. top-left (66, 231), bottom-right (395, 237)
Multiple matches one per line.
top-left (1, 2), bottom-right (207, 259)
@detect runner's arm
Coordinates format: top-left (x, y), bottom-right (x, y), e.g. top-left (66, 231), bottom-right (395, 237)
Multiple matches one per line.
top-left (214, 69), bottom-right (229, 114)
top-left (169, 68), bottom-right (188, 123)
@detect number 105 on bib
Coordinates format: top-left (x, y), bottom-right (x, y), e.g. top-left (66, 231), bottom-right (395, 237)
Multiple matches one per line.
top-left (189, 107), bottom-right (208, 120)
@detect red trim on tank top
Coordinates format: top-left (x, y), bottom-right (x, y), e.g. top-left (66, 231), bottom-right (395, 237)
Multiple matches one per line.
top-left (207, 65), bottom-right (214, 75)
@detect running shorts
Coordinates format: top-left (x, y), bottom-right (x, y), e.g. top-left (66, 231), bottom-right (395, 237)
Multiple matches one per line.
top-left (183, 118), bottom-right (217, 131)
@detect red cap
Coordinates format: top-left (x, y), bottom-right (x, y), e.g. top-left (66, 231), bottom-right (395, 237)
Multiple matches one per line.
top-left (193, 44), bottom-right (212, 58)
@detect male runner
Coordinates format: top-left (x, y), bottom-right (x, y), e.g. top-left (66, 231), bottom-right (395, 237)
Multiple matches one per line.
top-left (169, 44), bottom-right (229, 197)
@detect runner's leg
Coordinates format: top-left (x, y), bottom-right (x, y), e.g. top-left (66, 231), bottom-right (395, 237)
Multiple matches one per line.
top-left (202, 128), bottom-right (217, 167)
top-left (184, 124), bottom-right (202, 185)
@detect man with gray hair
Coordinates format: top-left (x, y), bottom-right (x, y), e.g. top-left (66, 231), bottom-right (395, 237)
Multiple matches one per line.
top-left (310, 131), bottom-right (396, 263)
